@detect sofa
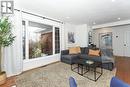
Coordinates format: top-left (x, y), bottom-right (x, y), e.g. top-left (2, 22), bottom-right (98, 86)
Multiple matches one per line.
top-left (61, 47), bottom-right (114, 70)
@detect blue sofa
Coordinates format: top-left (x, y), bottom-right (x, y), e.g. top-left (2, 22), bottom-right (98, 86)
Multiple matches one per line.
top-left (61, 47), bottom-right (114, 70)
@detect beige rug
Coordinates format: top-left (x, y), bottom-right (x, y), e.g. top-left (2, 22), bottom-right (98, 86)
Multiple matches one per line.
top-left (16, 62), bottom-right (116, 87)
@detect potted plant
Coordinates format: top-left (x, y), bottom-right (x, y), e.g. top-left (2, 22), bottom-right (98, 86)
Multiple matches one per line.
top-left (0, 17), bottom-right (15, 85)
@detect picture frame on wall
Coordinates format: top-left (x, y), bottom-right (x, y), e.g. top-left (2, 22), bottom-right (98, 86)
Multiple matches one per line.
top-left (68, 32), bottom-right (75, 44)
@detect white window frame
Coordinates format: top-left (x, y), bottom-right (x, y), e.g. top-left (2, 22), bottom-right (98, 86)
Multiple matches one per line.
top-left (22, 19), bottom-right (60, 60)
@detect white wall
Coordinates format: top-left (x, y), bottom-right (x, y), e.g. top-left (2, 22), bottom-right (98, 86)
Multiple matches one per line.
top-left (75, 24), bottom-right (88, 47)
top-left (64, 23), bottom-right (89, 49)
top-left (112, 25), bottom-right (130, 56)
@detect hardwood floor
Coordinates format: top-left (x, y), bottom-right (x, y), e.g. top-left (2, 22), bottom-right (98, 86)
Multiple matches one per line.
top-left (0, 76), bottom-right (16, 87)
top-left (115, 56), bottom-right (130, 84)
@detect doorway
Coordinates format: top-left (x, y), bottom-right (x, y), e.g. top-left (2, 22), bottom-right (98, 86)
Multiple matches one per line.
top-left (99, 32), bottom-right (112, 49)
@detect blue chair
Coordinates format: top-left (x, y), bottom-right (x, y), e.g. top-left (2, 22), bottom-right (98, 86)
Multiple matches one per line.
top-left (69, 77), bottom-right (77, 87)
top-left (110, 77), bottom-right (130, 87)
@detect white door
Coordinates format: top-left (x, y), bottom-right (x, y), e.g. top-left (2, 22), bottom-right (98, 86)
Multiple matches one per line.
top-left (124, 31), bottom-right (130, 57)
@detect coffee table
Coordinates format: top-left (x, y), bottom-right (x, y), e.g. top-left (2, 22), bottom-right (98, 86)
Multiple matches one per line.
top-left (71, 58), bottom-right (103, 81)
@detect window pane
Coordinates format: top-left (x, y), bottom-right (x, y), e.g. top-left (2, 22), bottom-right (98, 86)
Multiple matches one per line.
top-left (55, 27), bottom-right (60, 54)
top-left (28, 21), bottom-right (53, 59)
top-left (22, 20), bottom-right (26, 59)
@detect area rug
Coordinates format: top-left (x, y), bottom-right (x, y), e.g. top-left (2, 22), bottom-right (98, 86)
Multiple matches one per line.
top-left (16, 62), bottom-right (116, 87)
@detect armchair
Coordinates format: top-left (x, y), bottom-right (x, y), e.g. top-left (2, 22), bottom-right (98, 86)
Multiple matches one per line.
top-left (69, 77), bottom-right (77, 87)
top-left (110, 77), bottom-right (130, 87)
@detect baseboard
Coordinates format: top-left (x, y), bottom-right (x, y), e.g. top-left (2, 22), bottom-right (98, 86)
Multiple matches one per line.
top-left (114, 55), bottom-right (130, 58)
top-left (21, 61), bottom-right (60, 74)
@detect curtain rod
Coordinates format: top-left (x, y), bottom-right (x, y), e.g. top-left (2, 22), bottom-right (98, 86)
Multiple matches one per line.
top-left (14, 9), bottom-right (63, 24)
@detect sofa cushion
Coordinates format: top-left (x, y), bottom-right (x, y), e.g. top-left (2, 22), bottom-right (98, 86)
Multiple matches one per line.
top-left (62, 54), bottom-right (79, 60)
top-left (85, 47), bottom-right (89, 54)
top-left (80, 47), bottom-right (86, 54)
top-left (80, 47), bottom-right (89, 54)
top-left (80, 54), bottom-right (88, 58)
top-left (88, 55), bottom-right (102, 62)
top-left (80, 54), bottom-right (102, 62)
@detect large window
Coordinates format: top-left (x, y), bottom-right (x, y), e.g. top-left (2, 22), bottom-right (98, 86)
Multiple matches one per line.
top-left (22, 20), bottom-right (54, 59)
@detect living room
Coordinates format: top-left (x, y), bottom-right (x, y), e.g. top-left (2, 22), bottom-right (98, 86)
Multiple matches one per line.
top-left (0, 0), bottom-right (130, 87)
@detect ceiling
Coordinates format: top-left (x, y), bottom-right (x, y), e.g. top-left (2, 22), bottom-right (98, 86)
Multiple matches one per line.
top-left (17, 0), bottom-right (130, 25)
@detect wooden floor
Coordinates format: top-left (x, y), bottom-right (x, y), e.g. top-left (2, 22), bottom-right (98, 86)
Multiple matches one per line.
top-left (0, 76), bottom-right (16, 87)
top-left (1, 57), bottom-right (130, 86)
top-left (115, 56), bottom-right (130, 84)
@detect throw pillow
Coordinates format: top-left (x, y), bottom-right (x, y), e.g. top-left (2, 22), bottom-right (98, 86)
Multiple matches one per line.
top-left (69, 46), bottom-right (81, 54)
top-left (88, 49), bottom-right (100, 56)
top-left (76, 46), bottom-right (81, 53)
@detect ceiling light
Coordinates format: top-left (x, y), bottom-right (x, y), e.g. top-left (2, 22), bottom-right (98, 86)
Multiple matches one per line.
top-left (112, 0), bottom-right (115, 2)
top-left (117, 18), bottom-right (121, 20)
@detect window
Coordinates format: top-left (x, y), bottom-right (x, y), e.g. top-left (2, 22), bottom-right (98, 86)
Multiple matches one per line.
top-left (55, 27), bottom-right (60, 54)
top-left (22, 20), bottom-right (54, 59)
top-left (28, 21), bottom-right (53, 59)
top-left (22, 20), bottom-right (26, 59)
